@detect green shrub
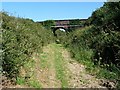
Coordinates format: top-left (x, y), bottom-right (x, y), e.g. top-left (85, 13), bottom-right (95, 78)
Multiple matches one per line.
top-left (59, 2), bottom-right (120, 88)
top-left (1, 12), bottom-right (55, 79)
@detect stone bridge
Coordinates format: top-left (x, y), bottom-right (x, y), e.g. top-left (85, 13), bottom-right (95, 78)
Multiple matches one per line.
top-left (51, 19), bottom-right (86, 30)
top-left (51, 25), bottom-right (84, 31)
top-left (51, 19), bottom-right (87, 36)
top-left (38, 19), bottom-right (87, 36)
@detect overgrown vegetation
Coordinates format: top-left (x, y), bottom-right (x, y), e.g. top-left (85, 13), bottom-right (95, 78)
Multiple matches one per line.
top-left (56, 2), bottom-right (120, 88)
top-left (89, 2), bottom-right (120, 68)
top-left (41, 20), bottom-right (55, 30)
top-left (1, 2), bottom-right (120, 88)
top-left (1, 12), bottom-right (55, 80)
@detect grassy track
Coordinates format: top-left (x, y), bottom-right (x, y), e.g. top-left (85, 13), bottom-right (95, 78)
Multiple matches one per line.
top-left (16, 43), bottom-right (112, 88)
top-left (52, 44), bottom-right (68, 88)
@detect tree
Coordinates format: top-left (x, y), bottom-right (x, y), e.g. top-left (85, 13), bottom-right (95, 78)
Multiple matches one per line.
top-left (43, 20), bottom-right (55, 29)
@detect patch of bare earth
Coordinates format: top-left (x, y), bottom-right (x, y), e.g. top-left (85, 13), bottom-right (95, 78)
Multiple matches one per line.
top-left (61, 48), bottom-right (108, 88)
top-left (1, 75), bottom-right (28, 88)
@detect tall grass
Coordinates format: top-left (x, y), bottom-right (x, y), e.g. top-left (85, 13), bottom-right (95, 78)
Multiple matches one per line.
top-left (57, 26), bottom-right (120, 86)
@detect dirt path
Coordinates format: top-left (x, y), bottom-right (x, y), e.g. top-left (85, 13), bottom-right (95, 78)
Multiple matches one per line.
top-left (3, 43), bottom-right (109, 88)
top-left (32, 44), bottom-right (61, 88)
top-left (42, 45), bottom-right (61, 88)
top-left (32, 43), bottom-right (106, 88)
top-left (61, 49), bottom-right (105, 88)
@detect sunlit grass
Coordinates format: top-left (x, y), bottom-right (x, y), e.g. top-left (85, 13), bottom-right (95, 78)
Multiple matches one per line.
top-left (53, 44), bottom-right (68, 88)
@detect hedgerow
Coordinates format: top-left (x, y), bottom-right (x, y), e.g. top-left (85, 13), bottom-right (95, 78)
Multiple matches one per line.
top-left (1, 12), bottom-right (55, 79)
top-left (57, 2), bottom-right (120, 88)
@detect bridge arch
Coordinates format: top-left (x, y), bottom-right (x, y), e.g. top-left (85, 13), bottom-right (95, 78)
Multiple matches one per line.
top-left (51, 27), bottom-right (68, 36)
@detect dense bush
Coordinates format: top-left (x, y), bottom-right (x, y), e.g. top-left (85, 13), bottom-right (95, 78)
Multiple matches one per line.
top-left (1, 12), bottom-right (55, 79)
top-left (89, 2), bottom-right (120, 69)
top-left (57, 2), bottom-right (120, 86)
top-left (62, 2), bottom-right (120, 69)
top-left (62, 26), bottom-right (94, 62)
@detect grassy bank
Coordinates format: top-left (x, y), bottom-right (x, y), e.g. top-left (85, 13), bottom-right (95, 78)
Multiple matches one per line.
top-left (1, 12), bottom-right (55, 80)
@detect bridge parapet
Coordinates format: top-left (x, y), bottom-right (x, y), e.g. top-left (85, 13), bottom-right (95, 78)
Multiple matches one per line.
top-left (51, 24), bottom-right (83, 30)
top-left (37, 19), bottom-right (87, 32)
top-left (55, 20), bottom-right (70, 26)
